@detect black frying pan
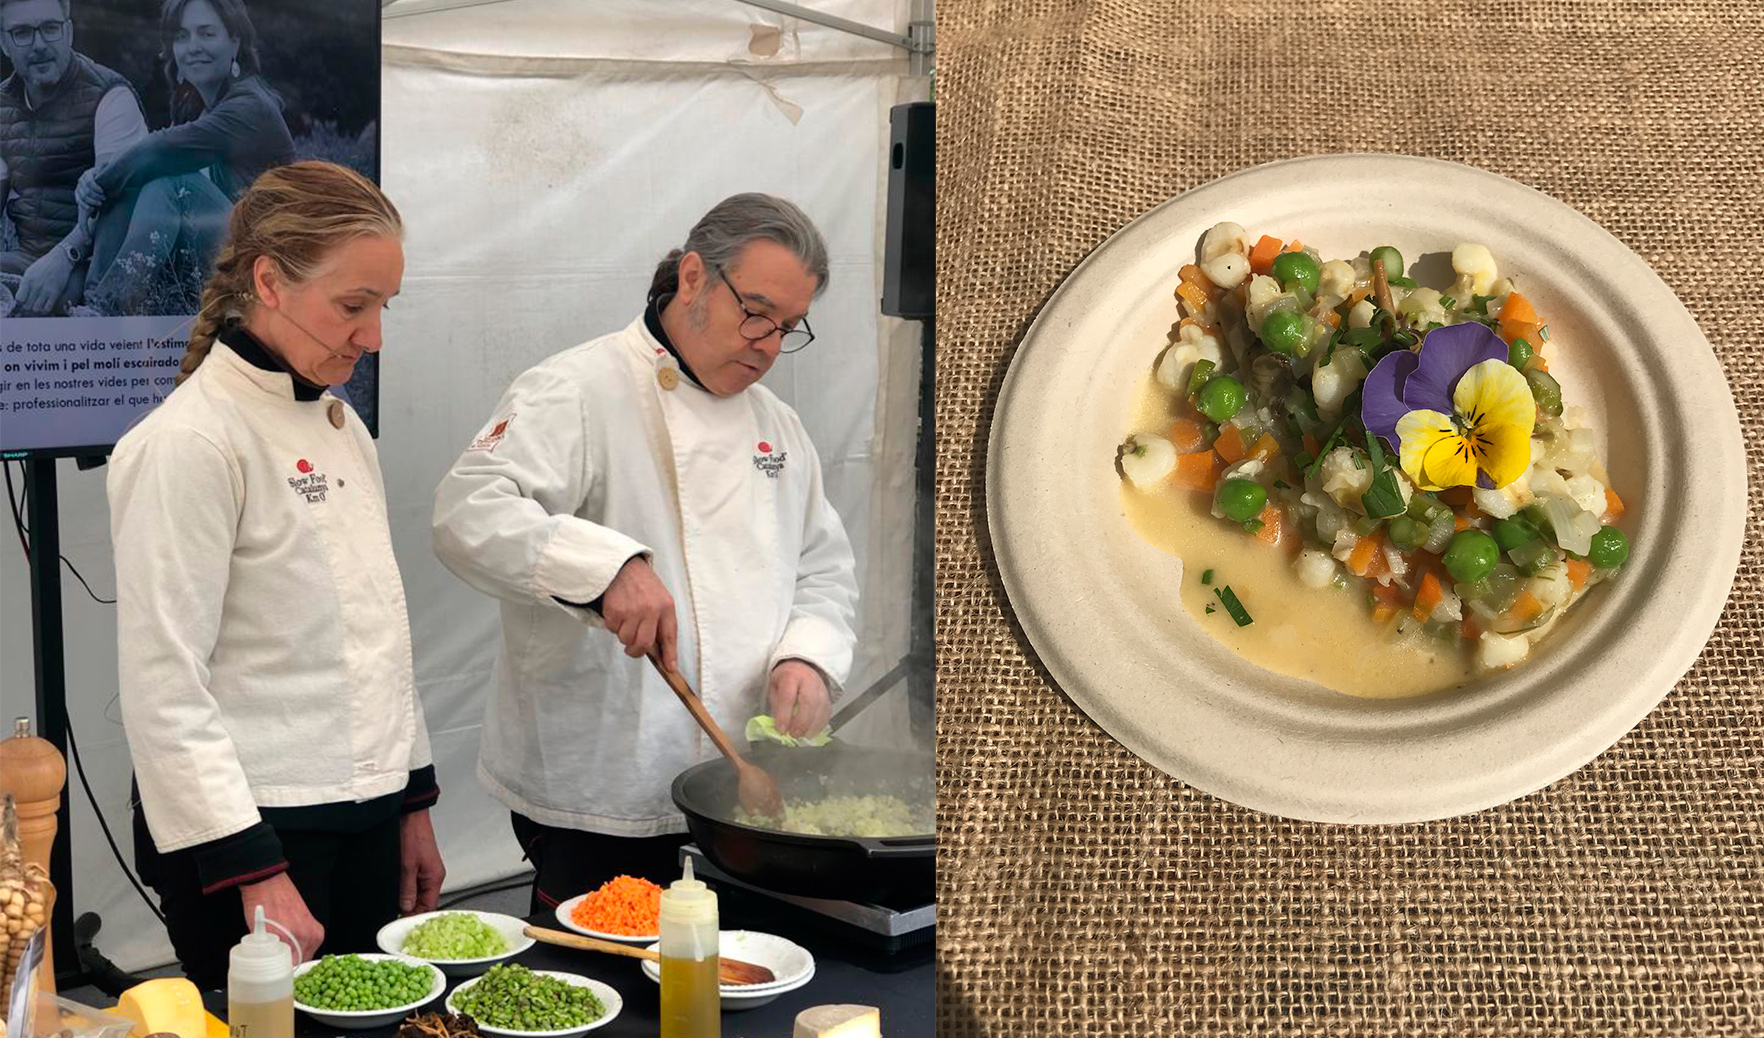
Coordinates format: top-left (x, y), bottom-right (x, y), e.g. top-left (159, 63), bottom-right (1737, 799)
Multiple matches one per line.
top-left (670, 745), bottom-right (934, 905)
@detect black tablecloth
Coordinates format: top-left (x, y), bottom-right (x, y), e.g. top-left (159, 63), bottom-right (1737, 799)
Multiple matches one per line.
top-left (280, 890), bottom-right (931, 1038)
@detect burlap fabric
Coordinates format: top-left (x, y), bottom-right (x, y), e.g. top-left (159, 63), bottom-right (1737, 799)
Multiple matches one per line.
top-left (935, 2), bottom-right (1764, 1033)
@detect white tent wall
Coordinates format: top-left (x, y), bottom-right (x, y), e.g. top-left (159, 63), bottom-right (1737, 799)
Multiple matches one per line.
top-left (0, 0), bottom-right (926, 972)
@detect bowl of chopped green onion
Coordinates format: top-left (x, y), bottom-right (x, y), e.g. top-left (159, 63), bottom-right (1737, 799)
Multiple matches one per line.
top-left (292, 952), bottom-right (445, 1029)
top-left (445, 963), bottom-right (619, 1036)
top-left (377, 910), bottom-right (534, 977)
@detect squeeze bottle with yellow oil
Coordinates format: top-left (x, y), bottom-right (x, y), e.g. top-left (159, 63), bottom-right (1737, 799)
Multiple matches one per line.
top-left (227, 907), bottom-right (294, 1038)
top-left (658, 858), bottom-right (719, 1038)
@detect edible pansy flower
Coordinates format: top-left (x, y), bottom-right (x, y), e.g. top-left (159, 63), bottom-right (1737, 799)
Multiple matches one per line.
top-left (1360, 322), bottom-right (1535, 491)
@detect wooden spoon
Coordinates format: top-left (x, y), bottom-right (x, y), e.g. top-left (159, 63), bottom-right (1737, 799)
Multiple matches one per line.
top-left (647, 653), bottom-right (786, 820)
top-left (523, 924), bottom-right (777, 986)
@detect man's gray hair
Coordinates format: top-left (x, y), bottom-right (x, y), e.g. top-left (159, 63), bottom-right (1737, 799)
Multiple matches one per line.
top-left (649, 193), bottom-right (830, 302)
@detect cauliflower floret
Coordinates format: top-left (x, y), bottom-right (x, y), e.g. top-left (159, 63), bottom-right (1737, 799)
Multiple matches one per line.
top-left (1244, 275), bottom-right (1285, 330)
top-left (1120, 434), bottom-right (1176, 489)
top-left (1317, 446), bottom-right (1372, 513)
top-left (1564, 473), bottom-right (1609, 517)
top-left (1201, 221), bottom-right (1250, 262)
top-left (1331, 526), bottom-right (1360, 564)
top-left (1311, 349), bottom-right (1368, 418)
top-left (1210, 459), bottom-right (1265, 519)
top-left (1347, 299), bottom-right (1377, 329)
top-left (1200, 252), bottom-right (1249, 290)
top-left (1477, 630), bottom-right (1532, 670)
top-left (1397, 286), bottom-right (1447, 329)
top-left (1198, 223), bottom-right (1251, 289)
top-left (1154, 324), bottom-right (1226, 391)
top-left (1294, 548), bottom-right (1338, 589)
top-left (1318, 259), bottom-right (1357, 299)
top-left (1452, 243), bottom-right (1498, 296)
top-left (1527, 560), bottom-right (1572, 611)
top-left (1471, 475), bottom-right (1535, 520)
top-left (1428, 584), bottom-right (1464, 624)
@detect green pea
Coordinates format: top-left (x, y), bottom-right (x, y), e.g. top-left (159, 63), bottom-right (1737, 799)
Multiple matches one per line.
top-left (1526, 368), bottom-right (1563, 417)
top-left (1270, 251), bottom-right (1321, 294)
top-left (1259, 309), bottom-right (1307, 357)
top-left (1508, 336), bottom-right (1533, 370)
top-left (1369, 246), bottom-right (1403, 280)
top-left (1195, 375), bottom-right (1246, 422)
top-left (1491, 515), bottom-right (1540, 553)
top-left (1387, 515), bottom-right (1426, 550)
top-left (1443, 529), bottom-right (1500, 583)
top-left (1217, 478), bottom-right (1267, 523)
top-left (1589, 526), bottom-right (1629, 569)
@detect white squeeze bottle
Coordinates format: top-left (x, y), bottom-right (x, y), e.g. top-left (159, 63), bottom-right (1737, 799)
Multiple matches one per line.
top-left (658, 858), bottom-right (720, 1038)
top-left (228, 907), bottom-right (294, 1038)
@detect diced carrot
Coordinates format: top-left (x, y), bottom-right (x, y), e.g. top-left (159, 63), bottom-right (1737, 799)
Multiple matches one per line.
top-left (1282, 240), bottom-right (1305, 253)
top-left (1248, 235), bottom-right (1282, 275)
top-left (1173, 451), bottom-right (1220, 491)
top-left (1602, 488), bottom-right (1626, 522)
top-left (1461, 616), bottom-right (1481, 641)
top-left (1251, 503), bottom-right (1283, 546)
top-left (1564, 556), bottom-right (1591, 592)
top-left (1168, 417), bottom-right (1207, 454)
top-left (1321, 309), bottom-right (1341, 329)
top-left (1348, 531), bottom-right (1381, 578)
top-left (1302, 433), bottom-right (1320, 457)
top-left (1498, 317), bottom-right (1540, 347)
top-left (1371, 578), bottom-right (1407, 608)
top-left (1346, 286), bottom-right (1372, 307)
top-left (1498, 290), bottom-right (1538, 327)
top-left (1453, 515), bottom-right (1473, 533)
top-left (1412, 572), bottom-right (1444, 623)
top-left (1178, 263), bottom-right (1218, 300)
top-left (1505, 588), bottom-right (1543, 626)
top-left (1531, 354), bottom-right (1549, 372)
top-left (1366, 542), bottom-right (1391, 580)
top-left (1438, 486), bottom-right (1474, 508)
top-left (1371, 603), bottom-right (1401, 625)
top-left (1214, 425), bottom-right (1247, 464)
top-left (1176, 280), bottom-right (1210, 315)
top-left (1246, 432), bottom-right (1280, 464)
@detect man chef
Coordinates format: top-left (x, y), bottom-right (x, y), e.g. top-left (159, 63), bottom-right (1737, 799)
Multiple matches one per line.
top-left (432, 193), bottom-right (859, 910)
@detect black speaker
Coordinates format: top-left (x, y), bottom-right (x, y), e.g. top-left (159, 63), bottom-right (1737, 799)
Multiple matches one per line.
top-left (882, 102), bottom-right (934, 319)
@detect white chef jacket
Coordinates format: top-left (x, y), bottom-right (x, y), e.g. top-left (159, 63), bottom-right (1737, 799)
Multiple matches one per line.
top-left (109, 340), bottom-right (432, 853)
top-left (432, 315), bottom-right (859, 836)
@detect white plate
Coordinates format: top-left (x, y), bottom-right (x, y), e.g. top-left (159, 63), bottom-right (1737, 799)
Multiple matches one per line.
top-left (376, 909), bottom-right (536, 977)
top-left (291, 952), bottom-right (445, 1030)
top-left (637, 931), bottom-right (817, 1010)
top-left (986, 153), bottom-right (1747, 823)
top-left (445, 968), bottom-right (622, 1036)
top-left (553, 893), bottom-right (658, 943)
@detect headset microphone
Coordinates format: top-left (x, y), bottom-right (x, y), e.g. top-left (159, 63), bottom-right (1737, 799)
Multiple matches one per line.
top-left (276, 307), bottom-right (356, 359)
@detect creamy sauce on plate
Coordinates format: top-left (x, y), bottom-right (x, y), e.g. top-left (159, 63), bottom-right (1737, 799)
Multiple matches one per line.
top-left (1124, 373), bottom-right (1476, 699)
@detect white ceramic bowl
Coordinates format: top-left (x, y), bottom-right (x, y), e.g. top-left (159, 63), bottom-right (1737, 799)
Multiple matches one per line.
top-left (987, 153), bottom-right (1748, 823)
top-left (377, 910), bottom-right (536, 977)
top-left (638, 931), bottom-right (817, 1009)
top-left (445, 968), bottom-right (622, 1036)
top-left (553, 892), bottom-right (658, 943)
top-left (292, 952), bottom-right (445, 1030)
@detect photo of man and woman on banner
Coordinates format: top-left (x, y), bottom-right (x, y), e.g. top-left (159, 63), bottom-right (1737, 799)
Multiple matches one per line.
top-left (0, 0), bottom-right (379, 453)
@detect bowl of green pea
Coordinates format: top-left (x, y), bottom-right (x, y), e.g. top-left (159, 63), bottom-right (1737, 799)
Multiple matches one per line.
top-left (291, 952), bottom-right (446, 1029)
top-left (445, 963), bottom-right (621, 1036)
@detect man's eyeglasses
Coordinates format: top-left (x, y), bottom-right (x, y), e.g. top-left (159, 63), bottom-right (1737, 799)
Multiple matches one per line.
top-left (718, 270), bottom-right (814, 353)
top-left (6, 20), bottom-right (68, 47)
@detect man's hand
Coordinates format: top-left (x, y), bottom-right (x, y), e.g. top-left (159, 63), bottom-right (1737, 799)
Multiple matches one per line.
top-left (768, 660), bottom-right (832, 739)
top-left (76, 166), bottom-right (107, 214)
top-left (399, 809), bottom-right (446, 915)
top-left (600, 556), bottom-right (678, 671)
top-left (15, 248), bottom-right (76, 316)
top-left (240, 872), bottom-right (324, 963)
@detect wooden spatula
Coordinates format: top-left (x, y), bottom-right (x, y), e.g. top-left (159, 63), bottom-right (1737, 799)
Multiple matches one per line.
top-left (647, 653), bottom-right (785, 820)
top-left (523, 924), bottom-right (777, 986)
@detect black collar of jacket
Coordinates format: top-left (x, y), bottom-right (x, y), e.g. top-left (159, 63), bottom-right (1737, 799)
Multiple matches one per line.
top-left (219, 322), bottom-right (327, 402)
top-left (644, 292), bottom-right (705, 390)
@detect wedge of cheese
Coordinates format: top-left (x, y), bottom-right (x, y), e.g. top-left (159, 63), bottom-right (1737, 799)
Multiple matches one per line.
top-left (794, 1004), bottom-right (881, 1038)
top-left (114, 978), bottom-right (207, 1038)
top-left (205, 1010), bottom-right (229, 1038)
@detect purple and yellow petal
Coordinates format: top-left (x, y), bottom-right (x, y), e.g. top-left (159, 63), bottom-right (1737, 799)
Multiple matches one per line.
top-left (1422, 434), bottom-right (1478, 491)
top-left (1453, 359), bottom-right (1536, 434)
top-left (1395, 409), bottom-right (1457, 491)
top-left (1470, 422), bottom-right (1532, 490)
top-left (1403, 323), bottom-right (1506, 417)
top-left (1361, 350), bottom-right (1420, 446)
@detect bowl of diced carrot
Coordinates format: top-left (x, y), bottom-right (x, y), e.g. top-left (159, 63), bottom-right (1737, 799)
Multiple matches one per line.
top-left (554, 876), bottom-right (663, 943)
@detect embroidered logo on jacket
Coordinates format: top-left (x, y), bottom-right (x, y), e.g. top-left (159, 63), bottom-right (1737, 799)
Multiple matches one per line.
top-left (288, 459), bottom-right (329, 503)
top-left (469, 414), bottom-right (514, 452)
top-left (753, 439), bottom-right (787, 479)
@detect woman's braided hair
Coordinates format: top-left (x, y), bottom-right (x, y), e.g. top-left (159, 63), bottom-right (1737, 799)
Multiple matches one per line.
top-left (178, 161), bottom-right (402, 385)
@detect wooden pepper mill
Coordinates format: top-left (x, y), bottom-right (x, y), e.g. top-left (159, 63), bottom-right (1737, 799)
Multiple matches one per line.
top-left (0, 716), bottom-right (66, 1000)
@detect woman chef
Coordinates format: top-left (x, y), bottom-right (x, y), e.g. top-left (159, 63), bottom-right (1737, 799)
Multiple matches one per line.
top-left (432, 193), bottom-right (859, 909)
top-left (109, 161), bottom-right (444, 986)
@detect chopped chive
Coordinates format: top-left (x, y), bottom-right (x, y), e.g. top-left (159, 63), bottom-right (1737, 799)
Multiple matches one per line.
top-left (1241, 519), bottom-right (1265, 535)
top-left (1186, 358), bottom-right (1216, 397)
top-left (1471, 293), bottom-right (1496, 313)
top-left (1539, 325), bottom-right (1551, 342)
top-left (1294, 451), bottom-right (1314, 473)
top-left (1205, 605), bottom-right (1216, 614)
top-left (1201, 568), bottom-right (1214, 585)
top-left (1273, 479), bottom-right (1291, 490)
top-left (1214, 586), bottom-right (1254, 627)
top-left (1389, 275), bottom-right (1418, 289)
top-left (1439, 296), bottom-right (1456, 309)
top-left (1352, 454), bottom-right (1365, 470)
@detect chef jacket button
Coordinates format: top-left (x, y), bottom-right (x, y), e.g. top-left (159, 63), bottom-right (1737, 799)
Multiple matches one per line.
top-left (657, 367), bottom-right (680, 391)
top-left (328, 400), bottom-right (345, 428)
